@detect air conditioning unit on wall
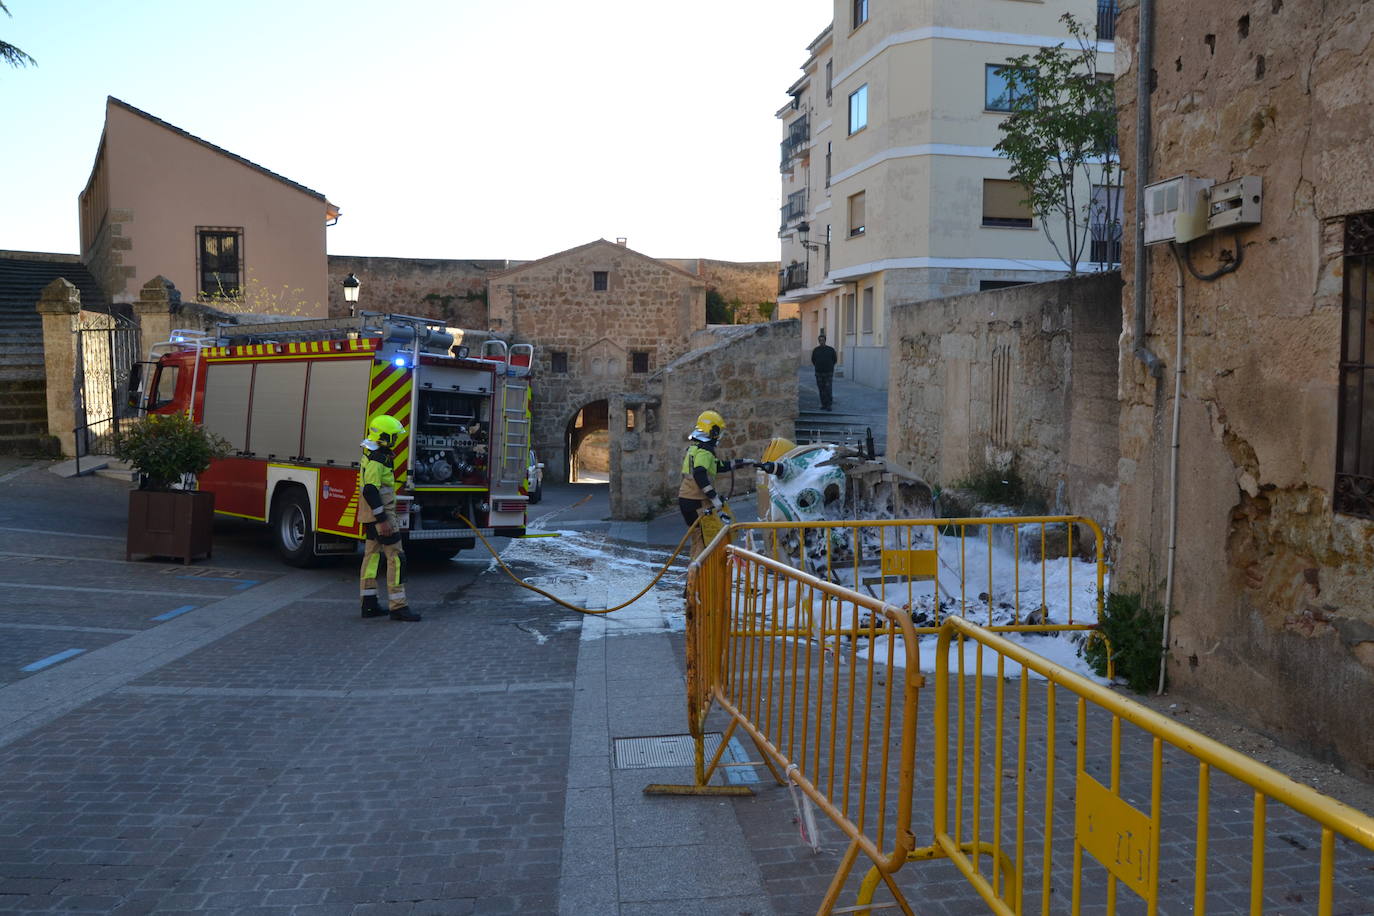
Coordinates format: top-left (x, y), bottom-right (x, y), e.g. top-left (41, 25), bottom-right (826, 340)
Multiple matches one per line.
top-left (1144, 176), bottom-right (1214, 245)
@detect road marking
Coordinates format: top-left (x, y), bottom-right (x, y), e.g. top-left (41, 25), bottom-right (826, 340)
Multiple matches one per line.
top-left (0, 622), bottom-right (141, 635)
top-left (0, 571), bottom-right (323, 750)
top-left (9, 583), bottom-right (226, 599)
top-left (150, 605), bottom-right (197, 622)
top-left (175, 575), bottom-right (259, 590)
top-left (0, 463), bottom-right (43, 485)
top-left (21, 649), bottom-right (85, 672)
top-left (0, 526), bottom-right (122, 541)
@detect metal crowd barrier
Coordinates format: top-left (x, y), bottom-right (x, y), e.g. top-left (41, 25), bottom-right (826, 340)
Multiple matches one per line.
top-left (677, 517), bottom-right (1374, 915)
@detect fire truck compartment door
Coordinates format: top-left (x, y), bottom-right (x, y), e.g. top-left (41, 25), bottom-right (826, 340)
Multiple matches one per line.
top-left (202, 363), bottom-right (252, 452)
top-left (302, 359), bottom-right (372, 465)
top-left (250, 362), bottom-right (307, 460)
top-left (420, 365), bottom-right (495, 394)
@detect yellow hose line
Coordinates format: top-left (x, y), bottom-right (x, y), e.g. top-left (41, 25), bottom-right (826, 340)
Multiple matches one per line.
top-left (454, 512), bottom-right (705, 616)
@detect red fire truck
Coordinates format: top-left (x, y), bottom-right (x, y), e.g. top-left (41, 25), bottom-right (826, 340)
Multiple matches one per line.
top-left (134, 313), bottom-right (534, 565)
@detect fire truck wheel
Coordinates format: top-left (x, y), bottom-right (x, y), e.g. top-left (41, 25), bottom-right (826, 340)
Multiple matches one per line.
top-left (271, 487), bottom-right (318, 567)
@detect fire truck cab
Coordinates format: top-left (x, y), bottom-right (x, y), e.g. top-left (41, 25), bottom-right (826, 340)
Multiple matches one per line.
top-left (134, 313), bottom-right (534, 566)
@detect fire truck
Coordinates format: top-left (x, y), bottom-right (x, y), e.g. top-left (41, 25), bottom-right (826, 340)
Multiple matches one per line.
top-left (133, 313), bottom-right (534, 566)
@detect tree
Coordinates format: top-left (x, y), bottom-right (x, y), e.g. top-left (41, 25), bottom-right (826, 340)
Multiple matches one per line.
top-left (1, 2), bottom-right (36, 71)
top-left (705, 289), bottom-right (734, 324)
top-left (992, 13), bottom-right (1118, 276)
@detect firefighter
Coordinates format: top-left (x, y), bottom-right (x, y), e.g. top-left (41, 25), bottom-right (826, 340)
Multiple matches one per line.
top-left (677, 410), bottom-right (777, 556)
top-left (359, 414), bottom-right (420, 622)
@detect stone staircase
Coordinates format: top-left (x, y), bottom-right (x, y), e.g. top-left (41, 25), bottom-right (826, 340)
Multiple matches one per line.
top-left (0, 252), bottom-right (111, 456)
top-left (793, 366), bottom-right (890, 456)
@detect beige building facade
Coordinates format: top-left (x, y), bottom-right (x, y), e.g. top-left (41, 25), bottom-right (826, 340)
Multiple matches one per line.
top-left (79, 97), bottom-right (337, 316)
top-left (1115, 0), bottom-right (1374, 775)
top-left (779, 1), bottom-right (1118, 388)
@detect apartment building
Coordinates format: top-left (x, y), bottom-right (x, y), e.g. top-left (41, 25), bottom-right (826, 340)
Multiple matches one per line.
top-left (778, 0), bottom-right (1118, 388)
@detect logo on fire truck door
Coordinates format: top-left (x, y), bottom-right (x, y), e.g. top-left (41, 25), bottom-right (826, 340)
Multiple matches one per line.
top-left (317, 467), bottom-right (363, 537)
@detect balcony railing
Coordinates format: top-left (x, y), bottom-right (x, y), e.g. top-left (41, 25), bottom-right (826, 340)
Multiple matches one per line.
top-left (1097, 0), bottom-right (1118, 41)
top-left (779, 191), bottom-right (808, 231)
top-left (1090, 221), bottom-right (1122, 265)
top-left (780, 115), bottom-right (810, 170)
top-left (778, 261), bottom-right (809, 294)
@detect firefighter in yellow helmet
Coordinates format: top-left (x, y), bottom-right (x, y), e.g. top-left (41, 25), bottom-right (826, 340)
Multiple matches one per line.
top-left (359, 414), bottom-right (420, 621)
top-left (677, 410), bottom-right (774, 556)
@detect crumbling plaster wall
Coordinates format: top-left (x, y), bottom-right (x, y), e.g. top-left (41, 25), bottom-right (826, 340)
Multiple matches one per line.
top-left (1115, 0), bottom-right (1374, 775)
top-left (887, 273), bottom-right (1122, 527)
top-left (610, 321), bottom-right (801, 520)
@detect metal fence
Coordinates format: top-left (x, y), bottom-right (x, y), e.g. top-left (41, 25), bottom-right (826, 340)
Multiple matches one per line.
top-left (678, 517), bottom-right (1374, 914)
top-left (73, 310), bottom-right (140, 466)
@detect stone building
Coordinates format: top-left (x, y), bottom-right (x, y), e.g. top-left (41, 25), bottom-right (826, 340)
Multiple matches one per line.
top-left (485, 239), bottom-right (706, 486)
top-left (777, 1), bottom-right (1119, 388)
top-left (1114, 0), bottom-right (1374, 775)
top-left (325, 255), bottom-right (506, 324)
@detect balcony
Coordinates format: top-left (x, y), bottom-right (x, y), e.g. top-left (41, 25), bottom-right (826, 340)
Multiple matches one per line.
top-left (1097, 0), bottom-right (1118, 41)
top-left (780, 114), bottom-right (810, 171)
top-left (779, 261), bottom-right (809, 294)
top-left (779, 190), bottom-right (808, 232)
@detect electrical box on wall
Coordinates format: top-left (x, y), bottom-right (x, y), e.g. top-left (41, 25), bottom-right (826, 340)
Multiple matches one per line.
top-left (1144, 176), bottom-right (1214, 245)
top-left (1206, 176), bottom-right (1262, 231)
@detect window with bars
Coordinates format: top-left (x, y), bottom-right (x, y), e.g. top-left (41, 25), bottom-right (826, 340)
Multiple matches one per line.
top-left (197, 228), bottom-right (242, 298)
top-left (551, 351), bottom-right (569, 374)
top-left (593, 271), bottom-right (609, 291)
top-left (631, 351), bottom-right (650, 374)
top-left (1336, 211), bottom-right (1374, 519)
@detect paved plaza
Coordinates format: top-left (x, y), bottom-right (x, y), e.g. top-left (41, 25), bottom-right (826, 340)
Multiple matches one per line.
top-left (0, 457), bottom-right (1371, 914)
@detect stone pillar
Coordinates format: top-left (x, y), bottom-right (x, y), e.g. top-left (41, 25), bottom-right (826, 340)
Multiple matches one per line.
top-left (35, 278), bottom-right (82, 457)
top-left (132, 275), bottom-right (181, 347)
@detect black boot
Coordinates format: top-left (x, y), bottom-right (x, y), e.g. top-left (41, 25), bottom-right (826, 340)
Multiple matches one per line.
top-left (390, 605), bottom-right (421, 622)
top-left (361, 596), bottom-right (385, 618)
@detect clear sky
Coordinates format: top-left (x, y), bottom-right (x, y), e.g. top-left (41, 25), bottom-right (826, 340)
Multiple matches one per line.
top-left (0, 0), bottom-right (833, 263)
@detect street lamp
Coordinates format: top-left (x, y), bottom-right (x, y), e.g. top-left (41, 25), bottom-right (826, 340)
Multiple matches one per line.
top-left (796, 221), bottom-right (820, 252)
top-left (342, 272), bottom-right (360, 316)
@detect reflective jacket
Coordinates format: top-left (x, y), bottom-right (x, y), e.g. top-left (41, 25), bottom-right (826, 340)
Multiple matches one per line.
top-left (359, 448), bottom-right (398, 524)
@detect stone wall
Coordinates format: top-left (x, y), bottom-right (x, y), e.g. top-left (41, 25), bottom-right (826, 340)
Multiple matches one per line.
top-left (326, 255), bottom-right (505, 325)
top-left (1115, 0), bottom-right (1374, 776)
top-left (887, 273), bottom-right (1122, 528)
top-left (611, 320), bottom-right (801, 520)
top-left (662, 258), bottom-right (779, 312)
top-left (84, 209), bottom-right (136, 304)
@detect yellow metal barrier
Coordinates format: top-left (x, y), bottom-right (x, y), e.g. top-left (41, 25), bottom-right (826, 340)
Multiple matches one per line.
top-left (680, 516), bottom-right (1374, 914)
top-left (928, 617), bottom-right (1374, 916)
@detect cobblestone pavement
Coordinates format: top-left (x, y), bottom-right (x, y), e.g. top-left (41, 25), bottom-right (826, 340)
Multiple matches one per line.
top-left (1, 462), bottom-right (1371, 914)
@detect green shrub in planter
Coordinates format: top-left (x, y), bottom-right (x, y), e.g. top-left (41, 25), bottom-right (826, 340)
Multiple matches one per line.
top-left (114, 413), bottom-right (230, 490)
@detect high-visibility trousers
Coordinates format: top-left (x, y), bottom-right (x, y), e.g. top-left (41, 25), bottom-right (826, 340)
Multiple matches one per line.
top-left (360, 532), bottom-right (407, 611)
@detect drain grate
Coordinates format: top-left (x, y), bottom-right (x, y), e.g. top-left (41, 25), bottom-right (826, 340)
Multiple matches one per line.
top-left (614, 733), bottom-right (723, 769)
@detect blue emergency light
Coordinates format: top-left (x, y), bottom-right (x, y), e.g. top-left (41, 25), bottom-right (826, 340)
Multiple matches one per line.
top-left (393, 356), bottom-right (407, 368)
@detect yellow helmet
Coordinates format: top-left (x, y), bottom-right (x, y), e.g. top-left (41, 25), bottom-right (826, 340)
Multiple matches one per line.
top-left (694, 410), bottom-right (725, 440)
top-left (367, 414), bottom-right (406, 448)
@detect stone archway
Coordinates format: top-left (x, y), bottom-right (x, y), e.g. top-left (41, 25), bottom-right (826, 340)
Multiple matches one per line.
top-left (565, 399), bottom-right (610, 483)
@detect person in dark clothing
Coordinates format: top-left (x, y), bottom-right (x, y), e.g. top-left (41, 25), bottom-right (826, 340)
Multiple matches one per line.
top-left (811, 332), bottom-right (837, 410)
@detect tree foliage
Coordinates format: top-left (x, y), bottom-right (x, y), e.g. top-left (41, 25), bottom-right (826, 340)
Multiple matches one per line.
top-left (115, 413), bottom-right (230, 491)
top-left (1, 2), bottom-right (36, 71)
top-left (993, 13), bottom-right (1118, 275)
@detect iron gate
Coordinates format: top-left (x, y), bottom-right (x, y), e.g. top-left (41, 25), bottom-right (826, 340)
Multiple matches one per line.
top-left (74, 310), bottom-right (141, 462)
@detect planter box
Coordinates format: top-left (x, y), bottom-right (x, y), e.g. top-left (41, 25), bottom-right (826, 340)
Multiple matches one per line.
top-left (126, 489), bottom-right (214, 564)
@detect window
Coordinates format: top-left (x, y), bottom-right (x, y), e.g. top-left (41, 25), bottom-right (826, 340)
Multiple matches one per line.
top-left (848, 84), bottom-right (868, 134)
top-left (626, 408), bottom-right (636, 431)
top-left (551, 351), bottom-right (569, 374)
top-left (852, 0), bottom-right (868, 29)
top-left (1336, 211), bottom-right (1374, 519)
top-left (848, 191), bottom-right (867, 237)
top-left (1090, 185), bottom-right (1124, 265)
top-left (1096, 0), bottom-right (1119, 41)
top-left (150, 365), bottom-right (180, 410)
top-left (631, 351), bottom-right (650, 374)
top-left (593, 271), bottom-right (608, 291)
top-left (825, 60), bottom-right (833, 105)
top-left (197, 228), bottom-right (242, 298)
top-left (985, 64), bottom-right (1035, 112)
top-left (843, 294), bottom-right (857, 337)
top-left (861, 286), bottom-right (874, 334)
top-left (982, 179), bottom-right (1033, 228)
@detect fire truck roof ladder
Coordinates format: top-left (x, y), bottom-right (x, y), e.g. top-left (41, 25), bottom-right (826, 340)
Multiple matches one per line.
top-left (214, 313), bottom-right (463, 357)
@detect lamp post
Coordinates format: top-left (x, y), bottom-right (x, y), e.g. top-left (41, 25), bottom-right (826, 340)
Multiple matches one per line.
top-left (342, 272), bottom-right (360, 317)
